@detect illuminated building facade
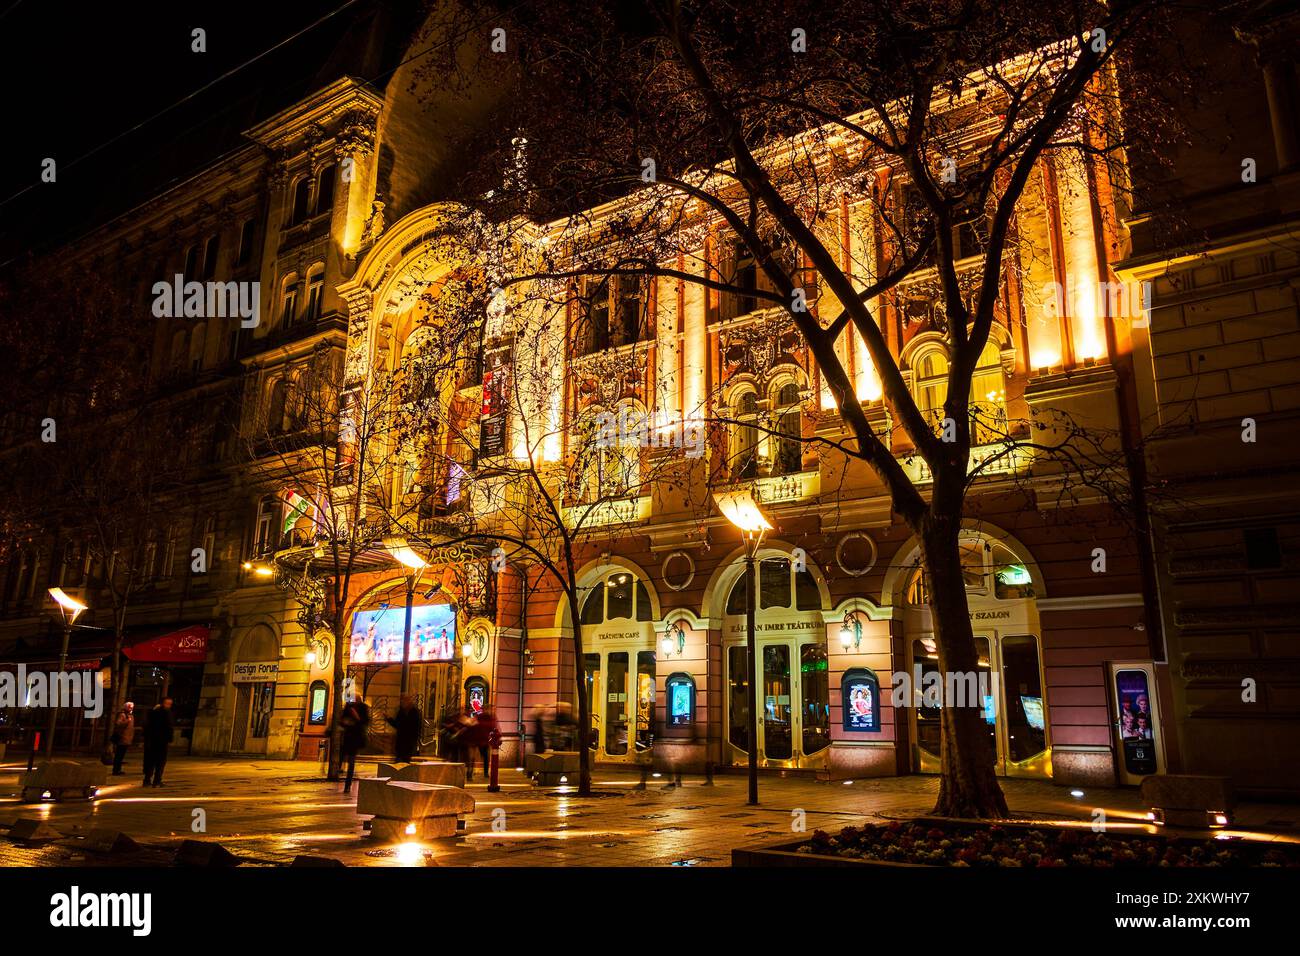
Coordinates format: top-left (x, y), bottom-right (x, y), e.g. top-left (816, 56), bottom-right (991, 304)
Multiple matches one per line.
top-left (1, 3), bottom-right (1295, 798)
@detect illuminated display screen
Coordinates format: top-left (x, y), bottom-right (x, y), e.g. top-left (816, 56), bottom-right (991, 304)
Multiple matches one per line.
top-left (349, 604), bottom-right (457, 664)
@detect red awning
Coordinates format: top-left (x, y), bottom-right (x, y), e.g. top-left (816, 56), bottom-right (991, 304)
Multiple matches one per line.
top-left (123, 625), bottom-right (210, 664)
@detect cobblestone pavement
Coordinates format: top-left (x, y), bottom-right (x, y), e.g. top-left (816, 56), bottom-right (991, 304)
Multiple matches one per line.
top-left (2, 755), bottom-right (1297, 867)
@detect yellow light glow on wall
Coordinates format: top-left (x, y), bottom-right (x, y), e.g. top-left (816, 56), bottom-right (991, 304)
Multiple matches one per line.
top-left (1059, 152), bottom-right (1107, 363)
top-left (855, 332), bottom-right (882, 401)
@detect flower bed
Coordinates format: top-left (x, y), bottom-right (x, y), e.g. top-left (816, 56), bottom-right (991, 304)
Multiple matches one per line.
top-left (793, 820), bottom-right (1300, 868)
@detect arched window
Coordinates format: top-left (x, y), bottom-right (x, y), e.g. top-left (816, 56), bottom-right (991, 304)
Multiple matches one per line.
top-left (731, 388), bottom-right (759, 480)
top-left (253, 495), bottom-right (278, 556)
top-left (314, 164), bottom-right (336, 216)
top-left (189, 322), bottom-right (206, 372)
top-left (580, 571), bottom-right (653, 624)
top-left (910, 341), bottom-right (1006, 445)
top-left (279, 274), bottom-right (299, 327)
top-left (169, 330), bottom-right (187, 375)
top-left (304, 265), bottom-right (325, 322)
top-left (726, 556), bottom-right (821, 613)
top-left (267, 378), bottom-right (288, 434)
top-left (772, 381), bottom-right (803, 476)
top-left (290, 176), bottom-right (311, 224)
top-left (903, 534), bottom-right (1035, 605)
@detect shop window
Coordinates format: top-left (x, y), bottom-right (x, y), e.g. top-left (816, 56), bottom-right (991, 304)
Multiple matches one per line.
top-left (727, 645), bottom-right (749, 750)
top-left (794, 567), bottom-right (821, 611)
top-left (760, 557), bottom-right (791, 609)
top-left (635, 651), bottom-right (655, 750)
top-left (580, 572), bottom-right (653, 624)
top-left (727, 557), bottom-right (823, 613)
top-left (308, 680), bottom-right (328, 725)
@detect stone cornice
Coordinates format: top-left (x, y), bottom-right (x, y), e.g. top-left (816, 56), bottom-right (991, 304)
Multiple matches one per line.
top-left (243, 77), bottom-right (383, 153)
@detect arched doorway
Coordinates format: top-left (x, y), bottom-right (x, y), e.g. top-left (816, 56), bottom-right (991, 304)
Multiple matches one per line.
top-left (229, 624), bottom-right (280, 755)
top-left (896, 532), bottom-right (1051, 778)
top-left (720, 551), bottom-right (830, 771)
top-left (577, 568), bottom-right (658, 764)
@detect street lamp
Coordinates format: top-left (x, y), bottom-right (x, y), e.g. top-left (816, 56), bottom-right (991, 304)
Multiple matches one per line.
top-left (713, 490), bottom-right (772, 806)
top-left (45, 588), bottom-right (88, 758)
top-left (840, 610), bottom-right (865, 652)
top-left (383, 537), bottom-right (428, 696)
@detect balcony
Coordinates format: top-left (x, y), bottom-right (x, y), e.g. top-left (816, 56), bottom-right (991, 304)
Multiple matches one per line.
top-left (562, 494), bottom-right (651, 530)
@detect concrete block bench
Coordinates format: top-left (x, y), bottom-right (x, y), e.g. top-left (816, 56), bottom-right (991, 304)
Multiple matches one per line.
top-left (20, 761), bottom-right (107, 802)
top-left (377, 761), bottom-right (467, 789)
top-left (356, 778), bottom-right (475, 840)
top-left (1139, 774), bottom-right (1235, 828)
top-left (525, 751), bottom-right (581, 786)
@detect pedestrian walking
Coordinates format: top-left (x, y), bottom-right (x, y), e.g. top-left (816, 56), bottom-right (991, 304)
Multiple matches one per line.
top-left (463, 708), bottom-right (500, 781)
top-left (110, 701), bottom-right (135, 776)
top-left (339, 696), bottom-right (371, 793)
top-left (141, 698), bottom-right (174, 787)
top-left (386, 694), bottom-right (422, 763)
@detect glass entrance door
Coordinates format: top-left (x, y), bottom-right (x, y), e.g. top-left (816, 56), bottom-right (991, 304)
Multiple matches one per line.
top-left (583, 648), bottom-right (655, 762)
top-left (726, 638), bottom-right (830, 769)
top-left (909, 633), bottom-right (1050, 778)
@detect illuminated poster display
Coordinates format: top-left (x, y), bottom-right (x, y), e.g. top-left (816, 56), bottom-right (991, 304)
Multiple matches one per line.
top-left (666, 673), bottom-right (696, 728)
top-left (1115, 669), bottom-right (1157, 776)
top-left (349, 604), bottom-right (457, 664)
top-left (465, 676), bottom-right (488, 715)
top-left (841, 667), bottom-right (881, 733)
top-left (479, 342), bottom-right (512, 458)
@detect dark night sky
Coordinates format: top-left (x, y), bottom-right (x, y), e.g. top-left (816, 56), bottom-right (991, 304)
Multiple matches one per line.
top-left (0, 0), bottom-right (379, 261)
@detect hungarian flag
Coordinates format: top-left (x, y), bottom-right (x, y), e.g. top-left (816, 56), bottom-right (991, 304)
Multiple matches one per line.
top-left (282, 488), bottom-right (314, 534)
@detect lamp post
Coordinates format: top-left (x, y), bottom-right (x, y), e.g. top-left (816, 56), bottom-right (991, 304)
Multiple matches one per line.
top-left (713, 490), bottom-right (773, 806)
top-left (384, 538), bottom-right (428, 696)
top-left (45, 588), bottom-right (88, 758)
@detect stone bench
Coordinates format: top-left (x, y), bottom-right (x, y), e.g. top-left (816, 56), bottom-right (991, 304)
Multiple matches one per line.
top-left (377, 761), bottom-right (467, 789)
top-left (356, 778), bottom-right (475, 840)
top-left (525, 751), bottom-right (581, 786)
top-left (1139, 774), bottom-right (1235, 828)
top-left (20, 760), bottom-right (107, 802)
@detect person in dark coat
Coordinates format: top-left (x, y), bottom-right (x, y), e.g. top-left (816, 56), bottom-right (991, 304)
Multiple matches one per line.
top-left (142, 698), bottom-right (174, 787)
top-left (339, 697), bottom-right (371, 793)
top-left (386, 694), bottom-right (422, 763)
top-left (110, 701), bottom-right (135, 775)
top-left (462, 709), bottom-right (500, 781)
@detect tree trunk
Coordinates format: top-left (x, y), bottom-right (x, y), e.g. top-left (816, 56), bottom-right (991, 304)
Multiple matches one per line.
top-left (571, 600), bottom-right (592, 796)
top-left (921, 516), bottom-right (1009, 819)
top-left (325, 605), bottom-right (346, 781)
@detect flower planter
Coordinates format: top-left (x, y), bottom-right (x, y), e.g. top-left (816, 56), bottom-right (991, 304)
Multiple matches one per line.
top-left (733, 817), bottom-right (1300, 868)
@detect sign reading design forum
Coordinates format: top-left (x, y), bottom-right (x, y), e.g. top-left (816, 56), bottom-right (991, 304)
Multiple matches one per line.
top-left (232, 661), bottom-right (280, 683)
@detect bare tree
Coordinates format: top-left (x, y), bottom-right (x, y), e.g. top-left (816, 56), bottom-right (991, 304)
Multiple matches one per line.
top-left (412, 0), bottom-right (1197, 816)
